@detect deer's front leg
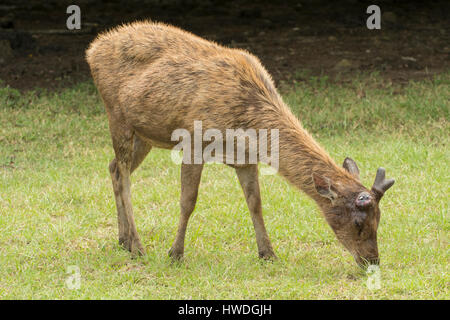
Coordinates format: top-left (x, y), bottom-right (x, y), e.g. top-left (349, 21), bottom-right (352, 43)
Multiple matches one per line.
top-left (169, 163), bottom-right (204, 260)
top-left (235, 164), bottom-right (276, 259)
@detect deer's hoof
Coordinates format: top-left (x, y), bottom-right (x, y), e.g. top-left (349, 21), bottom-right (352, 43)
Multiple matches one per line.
top-left (259, 250), bottom-right (277, 260)
top-left (120, 237), bottom-right (145, 256)
top-left (168, 247), bottom-right (184, 260)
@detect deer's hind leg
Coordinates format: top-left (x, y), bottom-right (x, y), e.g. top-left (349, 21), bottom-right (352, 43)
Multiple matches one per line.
top-left (108, 124), bottom-right (151, 256)
top-left (130, 134), bottom-right (153, 174)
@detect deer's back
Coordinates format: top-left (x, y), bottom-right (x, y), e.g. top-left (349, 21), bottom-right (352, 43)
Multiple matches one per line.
top-left (86, 21), bottom-right (284, 146)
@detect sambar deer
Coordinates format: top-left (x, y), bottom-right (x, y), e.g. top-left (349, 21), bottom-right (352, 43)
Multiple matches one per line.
top-left (86, 21), bottom-right (394, 268)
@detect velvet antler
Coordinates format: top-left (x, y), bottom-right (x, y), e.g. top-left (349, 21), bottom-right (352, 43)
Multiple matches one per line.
top-left (372, 167), bottom-right (395, 200)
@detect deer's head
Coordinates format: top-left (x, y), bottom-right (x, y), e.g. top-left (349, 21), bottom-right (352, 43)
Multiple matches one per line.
top-left (312, 158), bottom-right (394, 268)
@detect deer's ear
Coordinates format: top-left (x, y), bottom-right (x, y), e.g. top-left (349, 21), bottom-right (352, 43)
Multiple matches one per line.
top-left (312, 173), bottom-right (337, 201)
top-left (343, 157), bottom-right (360, 180)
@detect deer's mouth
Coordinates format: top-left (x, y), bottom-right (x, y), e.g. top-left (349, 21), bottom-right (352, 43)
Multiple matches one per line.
top-left (353, 253), bottom-right (380, 268)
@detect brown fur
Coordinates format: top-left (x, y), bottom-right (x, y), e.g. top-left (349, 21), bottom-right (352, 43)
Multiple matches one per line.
top-left (86, 21), bottom-right (393, 266)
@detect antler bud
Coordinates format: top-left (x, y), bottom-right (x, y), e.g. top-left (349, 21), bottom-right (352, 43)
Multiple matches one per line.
top-left (371, 167), bottom-right (395, 200)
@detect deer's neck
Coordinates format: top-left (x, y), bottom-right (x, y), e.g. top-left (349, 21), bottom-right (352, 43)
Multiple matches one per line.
top-left (270, 108), bottom-right (355, 206)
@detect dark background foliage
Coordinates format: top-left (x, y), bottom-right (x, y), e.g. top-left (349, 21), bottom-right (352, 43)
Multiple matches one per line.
top-left (0, 0), bottom-right (448, 90)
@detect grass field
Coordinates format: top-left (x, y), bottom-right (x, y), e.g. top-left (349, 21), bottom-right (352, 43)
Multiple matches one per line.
top-left (0, 73), bottom-right (448, 299)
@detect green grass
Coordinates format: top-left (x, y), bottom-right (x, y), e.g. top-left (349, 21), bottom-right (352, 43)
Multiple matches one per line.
top-left (0, 73), bottom-right (448, 299)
